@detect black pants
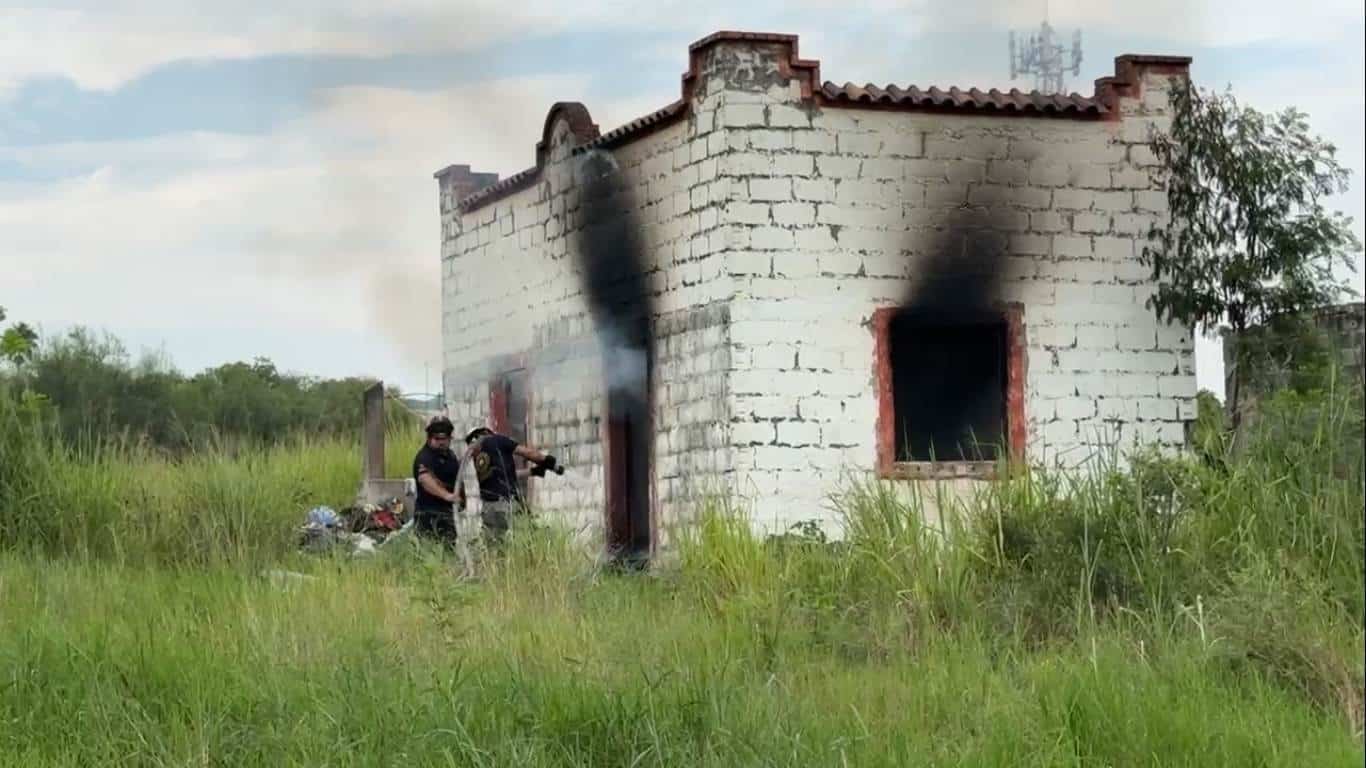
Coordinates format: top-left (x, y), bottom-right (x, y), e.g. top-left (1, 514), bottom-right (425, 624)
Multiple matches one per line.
top-left (414, 509), bottom-right (458, 548)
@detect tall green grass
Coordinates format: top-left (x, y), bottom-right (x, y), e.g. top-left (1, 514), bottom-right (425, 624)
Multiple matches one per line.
top-left (0, 382), bottom-right (1362, 764)
top-left (0, 391), bottom-right (424, 568)
top-left (1, 540), bottom-right (1358, 765)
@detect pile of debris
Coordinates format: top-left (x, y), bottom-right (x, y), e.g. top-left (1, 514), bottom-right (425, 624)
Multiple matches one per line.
top-left (297, 498), bottom-right (409, 556)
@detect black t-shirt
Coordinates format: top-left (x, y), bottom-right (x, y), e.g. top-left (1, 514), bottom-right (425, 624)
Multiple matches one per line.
top-left (412, 444), bottom-right (460, 513)
top-left (472, 434), bottom-right (521, 502)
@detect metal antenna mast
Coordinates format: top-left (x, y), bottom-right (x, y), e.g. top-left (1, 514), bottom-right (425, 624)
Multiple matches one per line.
top-left (1009, 11), bottom-right (1082, 95)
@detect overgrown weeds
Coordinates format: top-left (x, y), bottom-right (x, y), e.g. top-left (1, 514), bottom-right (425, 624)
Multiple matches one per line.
top-left (0, 390), bottom-right (421, 568)
top-left (661, 383), bottom-right (1366, 730)
top-left (0, 379), bottom-right (1362, 763)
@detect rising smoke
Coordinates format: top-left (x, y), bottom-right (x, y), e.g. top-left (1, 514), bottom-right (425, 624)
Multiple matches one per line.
top-left (573, 148), bottom-right (656, 565)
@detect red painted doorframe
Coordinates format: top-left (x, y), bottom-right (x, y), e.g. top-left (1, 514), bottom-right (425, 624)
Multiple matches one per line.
top-left (601, 388), bottom-right (656, 560)
top-left (487, 367), bottom-right (533, 502)
top-left (488, 380), bottom-right (509, 434)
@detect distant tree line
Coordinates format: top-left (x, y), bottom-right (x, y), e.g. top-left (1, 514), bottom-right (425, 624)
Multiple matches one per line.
top-left (1, 323), bottom-right (416, 452)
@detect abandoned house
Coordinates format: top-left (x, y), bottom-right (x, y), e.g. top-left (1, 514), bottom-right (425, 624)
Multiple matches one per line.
top-left (435, 31), bottom-right (1198, 552)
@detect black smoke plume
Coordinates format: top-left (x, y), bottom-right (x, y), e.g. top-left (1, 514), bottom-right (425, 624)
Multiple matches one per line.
top-left (574, 149), bottom-right (655, 567)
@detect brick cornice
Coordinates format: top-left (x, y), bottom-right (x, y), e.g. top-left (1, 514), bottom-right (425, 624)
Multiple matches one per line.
top-left (537, 102), bottom-right (600, 166)
top-left (1094, 54), bottom-right (1193, 118)
top-left (682, 31), bottom-right (822, 102)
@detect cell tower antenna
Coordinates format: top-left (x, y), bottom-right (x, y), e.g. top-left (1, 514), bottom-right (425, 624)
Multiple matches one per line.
top-left (1008, 15), bottom-right (1083, 95)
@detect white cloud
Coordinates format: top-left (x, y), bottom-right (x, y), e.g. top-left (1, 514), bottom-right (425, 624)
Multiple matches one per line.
top-left (790, 0), bottom-right (1364, 47)
top-left (0, 73), bottom-right (677, 386)
top-left (4, 0), bottom-right (1363, 97)
top-left (1199, 55), bottom-right (1366, 273)
top-left (0, 1), bottom-right (688, 95)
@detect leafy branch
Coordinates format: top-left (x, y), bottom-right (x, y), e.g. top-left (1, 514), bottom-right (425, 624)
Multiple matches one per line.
top-left (1140, 80), bottom-right (1361, 429)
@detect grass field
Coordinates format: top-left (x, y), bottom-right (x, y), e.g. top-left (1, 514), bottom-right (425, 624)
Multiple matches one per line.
top-left (1, 387), bottom-right (1362, 766)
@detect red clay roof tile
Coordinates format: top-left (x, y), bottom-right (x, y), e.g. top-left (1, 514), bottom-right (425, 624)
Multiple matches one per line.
top-left (819, 81), bottom-right (1106, 115)
top-left (578, 101), bottom-right (688, 152)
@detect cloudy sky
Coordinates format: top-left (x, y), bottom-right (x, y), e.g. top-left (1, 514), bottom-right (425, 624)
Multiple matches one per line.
top-left (2, 1), bottom-right (1362, 395)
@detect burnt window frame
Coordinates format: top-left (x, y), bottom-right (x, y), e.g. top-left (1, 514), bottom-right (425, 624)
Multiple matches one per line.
top-left (872, 302), bottom-right (1027, 480)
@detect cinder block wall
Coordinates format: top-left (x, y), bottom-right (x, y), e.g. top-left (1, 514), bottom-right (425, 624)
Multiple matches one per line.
top-left (686, 37), bottom-right (1197, 532)
top-left (437, 32), bottom-right (1199, 542)
top-left (1223, 301), bottom-right (1366, 404)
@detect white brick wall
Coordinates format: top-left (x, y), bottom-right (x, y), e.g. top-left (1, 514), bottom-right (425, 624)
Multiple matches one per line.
top-left (699, 43), bottom-right (1195, 534)
top-left (439, 35), bottom-right (1197, 545)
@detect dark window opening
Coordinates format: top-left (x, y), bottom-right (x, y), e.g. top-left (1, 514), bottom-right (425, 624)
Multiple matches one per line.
top-left (889, 311), bottom-right (1008, 463)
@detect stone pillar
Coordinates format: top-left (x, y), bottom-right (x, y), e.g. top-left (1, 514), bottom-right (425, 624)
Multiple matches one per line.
top-left (362, 382), bottom-right (385, 481)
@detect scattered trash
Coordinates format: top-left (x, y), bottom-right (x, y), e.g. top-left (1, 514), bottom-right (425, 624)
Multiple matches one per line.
top-left (348, 500), bottom-right (405, 539)
top-left (296, 497), bottom-right (410, 557)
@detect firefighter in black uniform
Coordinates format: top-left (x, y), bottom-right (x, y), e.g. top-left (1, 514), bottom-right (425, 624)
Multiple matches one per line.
top-left (411, 416), bottom-right (463, 546)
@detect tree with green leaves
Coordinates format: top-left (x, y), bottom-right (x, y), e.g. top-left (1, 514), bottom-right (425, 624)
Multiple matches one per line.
top-left (1140, 80), bottom-right (1362, 430)
top-left (2, 323), bottom-right (417, 451)
top-left (0, 306), bottom-right (38, 366)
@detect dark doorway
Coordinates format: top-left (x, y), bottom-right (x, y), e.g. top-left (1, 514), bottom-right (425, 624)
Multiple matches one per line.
top-left (490, 369), bottom-right (531, 499)
top-left (603, 353), bottom-right (652, 569)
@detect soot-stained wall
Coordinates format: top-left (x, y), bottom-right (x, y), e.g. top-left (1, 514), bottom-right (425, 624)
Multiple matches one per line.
top-left (438, 32), bottom-right (1197, 543)
top-left (438, 73), bottom-right (735, 542)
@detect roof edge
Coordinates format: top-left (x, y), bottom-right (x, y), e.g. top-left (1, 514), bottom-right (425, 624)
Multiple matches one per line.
top-left (688, 30), bottom-right (799, 51)
top-left (448, 35), bottom-right (1194, 213)
top-left (1115, 53), bottom-right (1193, 67)
top-left (817, 83), bottom-right (1107, 116)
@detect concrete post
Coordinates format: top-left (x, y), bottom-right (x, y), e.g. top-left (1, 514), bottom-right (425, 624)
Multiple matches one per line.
top-left (362, 382), bottom-right (385, 481)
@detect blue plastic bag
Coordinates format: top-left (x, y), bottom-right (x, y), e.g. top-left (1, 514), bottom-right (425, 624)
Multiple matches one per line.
top-left (306, 505), bottom-right (340, 528)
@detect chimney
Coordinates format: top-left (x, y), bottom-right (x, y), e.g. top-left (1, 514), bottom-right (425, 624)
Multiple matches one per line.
top-left (433, 164), bottom-right (500, 215)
